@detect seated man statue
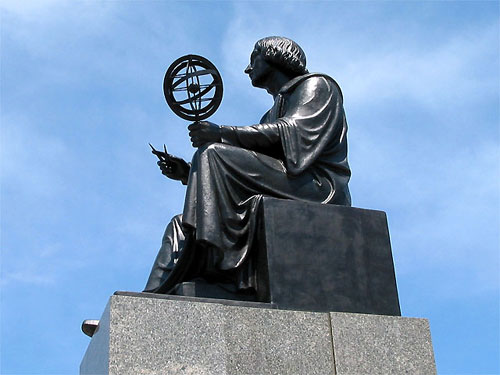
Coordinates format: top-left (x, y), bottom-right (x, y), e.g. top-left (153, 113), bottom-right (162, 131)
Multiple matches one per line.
top-left (144, 36), bottom-right (351, 298)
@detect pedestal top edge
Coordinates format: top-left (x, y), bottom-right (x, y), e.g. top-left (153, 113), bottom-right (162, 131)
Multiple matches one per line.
top-left (113, 291), bottom-right (277, 310)
top-left (112, 291), bottom-right (428, 322)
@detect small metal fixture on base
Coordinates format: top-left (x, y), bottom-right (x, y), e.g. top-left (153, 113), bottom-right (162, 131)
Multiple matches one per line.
top-left (81, 319), bottom-right (99, 338)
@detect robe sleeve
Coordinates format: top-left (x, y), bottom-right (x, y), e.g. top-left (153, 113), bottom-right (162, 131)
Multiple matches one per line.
top-left (220, 123), bottom-right (280, 150)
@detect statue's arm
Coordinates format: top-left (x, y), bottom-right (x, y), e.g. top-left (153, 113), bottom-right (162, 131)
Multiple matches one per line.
top-left (187, 120), bottom-right (279, 151)
top-left (219, 123), bottom-right (281, 150)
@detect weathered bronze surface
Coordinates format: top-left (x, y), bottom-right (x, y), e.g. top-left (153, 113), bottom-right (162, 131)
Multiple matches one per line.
top-left (144, 37), bottom-right (351, 298)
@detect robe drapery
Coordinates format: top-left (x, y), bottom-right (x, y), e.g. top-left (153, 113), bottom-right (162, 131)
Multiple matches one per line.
top-left (144, 73), bottom-right (351, 292)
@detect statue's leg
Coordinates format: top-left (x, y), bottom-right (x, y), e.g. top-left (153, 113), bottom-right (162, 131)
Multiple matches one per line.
top-left (180, 143), bottom-right (334, 295)
top-left (183, 142), bottom-right (333, 257)
top-left (143, 214), bottom-right (186, 292)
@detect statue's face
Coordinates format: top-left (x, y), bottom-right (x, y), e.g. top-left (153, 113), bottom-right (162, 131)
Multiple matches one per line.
top-left (245, 49), bottom-right (273, 89)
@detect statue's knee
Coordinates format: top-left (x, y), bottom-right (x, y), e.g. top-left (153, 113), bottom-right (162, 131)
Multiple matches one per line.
top-left (196, 142), bottom-right (223, 158)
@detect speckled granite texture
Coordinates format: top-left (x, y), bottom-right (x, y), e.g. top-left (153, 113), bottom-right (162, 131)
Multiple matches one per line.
top-left (330, 312), bottom-right (436, 375)
top-left (80, 293), bottom-right (436, 375)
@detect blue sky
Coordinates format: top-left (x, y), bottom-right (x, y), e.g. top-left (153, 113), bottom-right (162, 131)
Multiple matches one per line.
top-left (1, 1), bottom-right (498, 374)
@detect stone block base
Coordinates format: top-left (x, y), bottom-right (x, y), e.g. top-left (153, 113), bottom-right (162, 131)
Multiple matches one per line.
top-left (255, 198), bottom-right (401, 315)
top-left (80, 293), bottom-right (436, 375)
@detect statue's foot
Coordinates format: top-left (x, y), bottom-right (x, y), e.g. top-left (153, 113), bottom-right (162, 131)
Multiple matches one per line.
top-left (82, 319), bottom-right (99, 337)
top-left (146, 231), bottom-right (197, 294)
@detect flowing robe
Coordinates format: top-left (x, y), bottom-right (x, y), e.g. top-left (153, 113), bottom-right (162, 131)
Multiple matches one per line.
top-left (144, 73), bottom-right (351, 292)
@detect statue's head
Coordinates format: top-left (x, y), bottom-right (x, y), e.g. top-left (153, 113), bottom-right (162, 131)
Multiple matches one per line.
top-left (254, 36), bottom-right (308, 76)
top-left (245, 36), bottom-right (307, 91)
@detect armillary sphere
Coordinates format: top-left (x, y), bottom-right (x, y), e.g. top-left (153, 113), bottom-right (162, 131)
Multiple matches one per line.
top-left (163, 54), bottom-right (223, 122)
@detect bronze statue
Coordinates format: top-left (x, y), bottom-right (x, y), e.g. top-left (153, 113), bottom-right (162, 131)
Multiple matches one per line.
top-left (144, 36), bottom-right (351, 297)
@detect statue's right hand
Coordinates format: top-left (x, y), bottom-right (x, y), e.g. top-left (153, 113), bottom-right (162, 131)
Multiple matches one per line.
top-left (156, 153), bottom-right (190, 185)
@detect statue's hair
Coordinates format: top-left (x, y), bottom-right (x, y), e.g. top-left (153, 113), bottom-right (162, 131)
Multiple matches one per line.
top-left (255, 36), bottom-right (308, 76)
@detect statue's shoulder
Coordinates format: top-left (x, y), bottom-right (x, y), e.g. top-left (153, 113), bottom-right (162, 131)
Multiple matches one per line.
top-left (280, 73), bottom-right (343, 101)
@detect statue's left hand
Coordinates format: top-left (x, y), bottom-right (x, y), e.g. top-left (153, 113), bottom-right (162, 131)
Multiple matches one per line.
top-left (188, 121), bottom-right (222, 147)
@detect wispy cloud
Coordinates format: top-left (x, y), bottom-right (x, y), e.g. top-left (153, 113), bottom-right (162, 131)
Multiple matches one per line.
top-left (392, 140), bottom-right (499, 290)
top-left (335, 24), bottom-right (498, 109)
top-left (1, 114), bottom-right (72, 197)
top-left (0, 271), bottom-right (55, 287)
top-left (0, 241), bottom-right (86, 287)
top-left (0, 0), bottom-right (63, 17)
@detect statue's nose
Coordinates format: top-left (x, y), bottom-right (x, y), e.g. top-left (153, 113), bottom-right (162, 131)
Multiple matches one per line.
top-left (244, 64), bottom-right (252, 74)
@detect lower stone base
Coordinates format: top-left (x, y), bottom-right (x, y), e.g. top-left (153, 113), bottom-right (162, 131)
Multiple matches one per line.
top-left (80, 292), bottom-right (436, 375)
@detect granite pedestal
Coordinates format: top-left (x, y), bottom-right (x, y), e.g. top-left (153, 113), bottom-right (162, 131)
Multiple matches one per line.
top-left (80, 293), bottom-right (436, 375)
